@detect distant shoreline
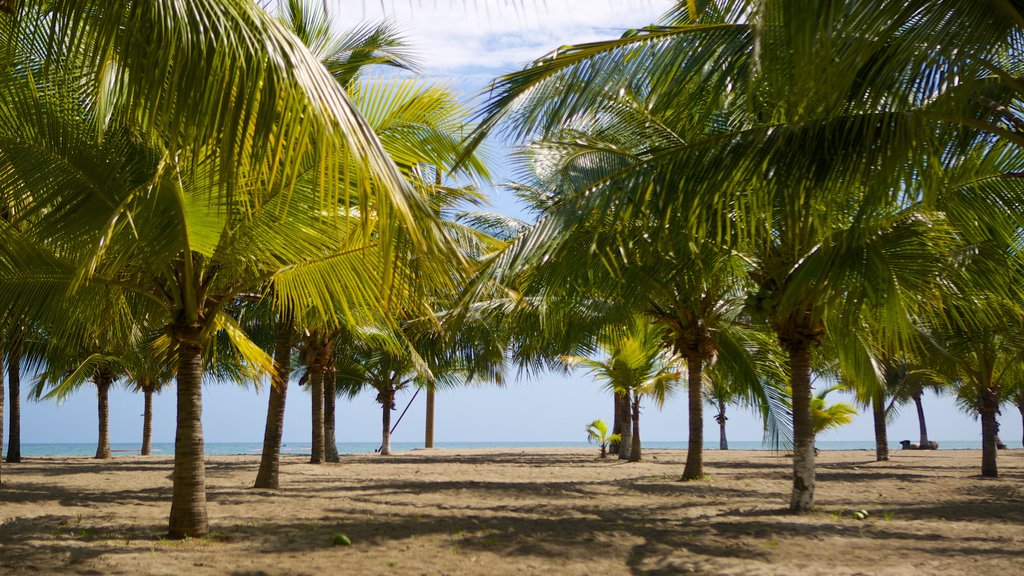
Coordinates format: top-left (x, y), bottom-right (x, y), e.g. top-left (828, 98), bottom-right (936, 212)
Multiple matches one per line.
top-left (6, 439), bottom-right (1010, 457)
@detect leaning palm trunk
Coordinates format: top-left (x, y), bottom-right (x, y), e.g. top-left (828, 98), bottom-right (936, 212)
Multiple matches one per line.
top-left (168, 339), bottom-right (208, 538)
top-left (617, 391), bottom-right (632, 460)
top-left (717, 400), bottom-right (728, 450)
top-left (872, 390), bottom-right (888, 461)
top-left (912, 389), bottom-right (929, 447)
top-left (6, 346), bottom-right (20, 463)
top-left (785, 338), bottom-right (816, 512)
top-left (95, 373), bottom-right (112, 459)
top-left (255, 318), bottom-right (293, 489)
top-left (141, 386), bottom-right (154, 456)
top-left (979, 385), bottom-right (999, 477)
top-left (682, 356), bottom-right (704, 479)
top-left (324, 353), bottom-right (339, 463)
top-left (309, 362), bottom-right (325, 464)
top-left (629, 390), bottom-right (641, 462)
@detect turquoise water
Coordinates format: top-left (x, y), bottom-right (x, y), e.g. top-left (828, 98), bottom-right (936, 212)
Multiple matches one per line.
top-left (11, 440), bottom-right (1006, 457)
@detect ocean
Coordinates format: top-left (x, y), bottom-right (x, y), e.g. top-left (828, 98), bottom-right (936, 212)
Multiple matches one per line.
top-left (9, 440), bottom-right (1007, 457)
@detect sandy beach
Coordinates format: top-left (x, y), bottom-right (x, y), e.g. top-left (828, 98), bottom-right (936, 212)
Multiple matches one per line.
top-left (0, 448), bottom-right (1021, 575)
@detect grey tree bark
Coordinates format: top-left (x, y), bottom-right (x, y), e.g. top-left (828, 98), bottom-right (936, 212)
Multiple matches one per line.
top-left (6, 345), bottom-right (21, 463)
top-left (168, 338), bottom-right (209, 538)
top-left (324, 350), bottom-right (339, 463)
top-left (616, 391), bottom-right (632, 460)
top-left (628, 390), bottom-right (641, 462)
top-left (872, 389), bottom-right (888, 462)
top-left (254, 317), bottom-right (293, 488)
top-left (682, 356), bottom-right (704, 479)
top-left (95, 372), bottom-right (112, 459)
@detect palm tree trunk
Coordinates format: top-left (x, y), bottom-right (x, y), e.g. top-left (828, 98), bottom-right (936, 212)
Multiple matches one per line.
top-left (979, 385), bottom-right (999, 477)
top-left (1, 343), bottom-right (5, 484)
top-left (424, 387), bottom-right (435, 448)
top-left (95, 374), bottom-right (112, 459)
top-left (912, 389), bottom-right (929, 447)
top-left (786, 339), bottom-right (816, 512)
top-left (168, 339), bottom-right (208, 538)
top-left (309, 361), bottom-right (325, 464)
top-left (610, 392), bottom-right (625, 456)
top-left (872, 389), bottom-right (888, 461)
top-left (324, 352), bottom-right (339, 463)
top-left (255, 317), bottom-right (293, 488)
top-left (141, 386), bottom-right (154, 456)
top-left (617, 391), bottom-right (632, 460)
top-left (1017, 400), bottom-right (1024, 447)
top-left (717, 400), bottom-right (728, 450)
top-left (380, 387), bottom-right (393, 456)
top-left (6, 345), bottom-right (21, 463)
top-left (629, 389), bottom-right (641, 462)
top-left (682, 356), bottom-right (704, 479)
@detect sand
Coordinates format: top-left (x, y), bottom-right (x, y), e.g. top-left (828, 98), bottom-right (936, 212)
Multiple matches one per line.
top-left (0, 448), bottom-right (1021, 575)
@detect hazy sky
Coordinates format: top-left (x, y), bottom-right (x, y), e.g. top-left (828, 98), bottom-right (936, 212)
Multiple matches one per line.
top-left (4, 1), bottom-right (1017, 450)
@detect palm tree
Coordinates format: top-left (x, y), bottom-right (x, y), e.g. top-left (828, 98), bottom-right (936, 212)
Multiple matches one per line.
top-left (809, 386), bottom-right (857, 438)
top-left (925, 303), bottom-right (1024, 476)
top-left (0, 3), bottom-right (456, 538)
top-left (585, 419), bottom-right (619, 459)
top-left (465, 0), bottom-right (1023, 511)
top-left (563, 318), bottom-right (681, 462)
top-left (464, 56), bottom-right (794, 480)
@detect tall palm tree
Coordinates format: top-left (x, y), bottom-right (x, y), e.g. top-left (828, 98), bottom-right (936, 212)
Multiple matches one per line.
top-left (563, 318), bottom-right (681, 462)
top-left (0, 4), bottom-right (456, 539)
top-left (465, 0), bottom-right (1021, 511)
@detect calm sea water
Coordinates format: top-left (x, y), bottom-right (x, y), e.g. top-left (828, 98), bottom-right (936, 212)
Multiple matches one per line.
top-left (12, 440), bottom-right (1006, 457)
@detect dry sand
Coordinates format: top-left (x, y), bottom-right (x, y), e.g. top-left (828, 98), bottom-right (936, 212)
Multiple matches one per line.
top-left (0, 448), bottom-right (1022, 575)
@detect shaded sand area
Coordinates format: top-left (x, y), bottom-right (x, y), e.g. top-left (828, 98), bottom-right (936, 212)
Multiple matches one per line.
top-left (1, 448), bottom-right (1023, 575)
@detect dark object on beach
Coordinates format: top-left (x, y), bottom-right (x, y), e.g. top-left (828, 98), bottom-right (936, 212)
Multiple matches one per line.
top-left (900, 440), bottom-right (939, 450)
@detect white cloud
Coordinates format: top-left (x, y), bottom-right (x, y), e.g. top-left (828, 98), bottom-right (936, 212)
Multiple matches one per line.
top-left (331, 0), bottom-right (675, 81)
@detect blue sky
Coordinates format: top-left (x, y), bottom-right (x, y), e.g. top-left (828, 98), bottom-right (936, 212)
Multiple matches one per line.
top-left (5, 0), bottom-right (1017, 450)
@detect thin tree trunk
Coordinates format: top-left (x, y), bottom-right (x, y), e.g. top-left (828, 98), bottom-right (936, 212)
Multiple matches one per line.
top-left (787, 339), bottom-right (816, 512)
top-left (424, 387), bottom-right (435, 448)
top-left (6, 346), bottom-right (21, 463)
top-left (255, 317), bottom-right (293, 488)
top-left (324, 350), bottom-right (339, 463)
top-left (1017, 401), bottom-right (1024, 448)
top-left (629, 389), bottom-right (641, 462)
top-left (682, 356), bottom-right (704, 479)
top-left (95, 373), bottom-right (112, 459)
top-left (912, 389), bottom-right (929, 447)
top-left (168, 339), bottom-right (208, 538)
top-left (617, 391), bottom-right (632, 460)
top-left (0, 343), bottom-right (5, 484)
top-left (141, 385), bottom-right (154, 456)
top-left (610, 392), bottom-right (625, 456)
top-left (309, 361), bottom-right (325, 465)
top-left (979, 385), bottom-right (999, 477)
top-left (717, 400), bottom-right (728, 450)
top-left (872, 389), bottom-right (889, 461)
top-left (380, 387), bottom-right (393, 456)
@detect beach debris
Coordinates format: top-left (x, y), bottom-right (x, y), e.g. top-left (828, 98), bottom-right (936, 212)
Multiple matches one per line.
top-left (900, 440), bottom-right (939, 450)
top-left (331, 533), bottom-right (352, 546)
